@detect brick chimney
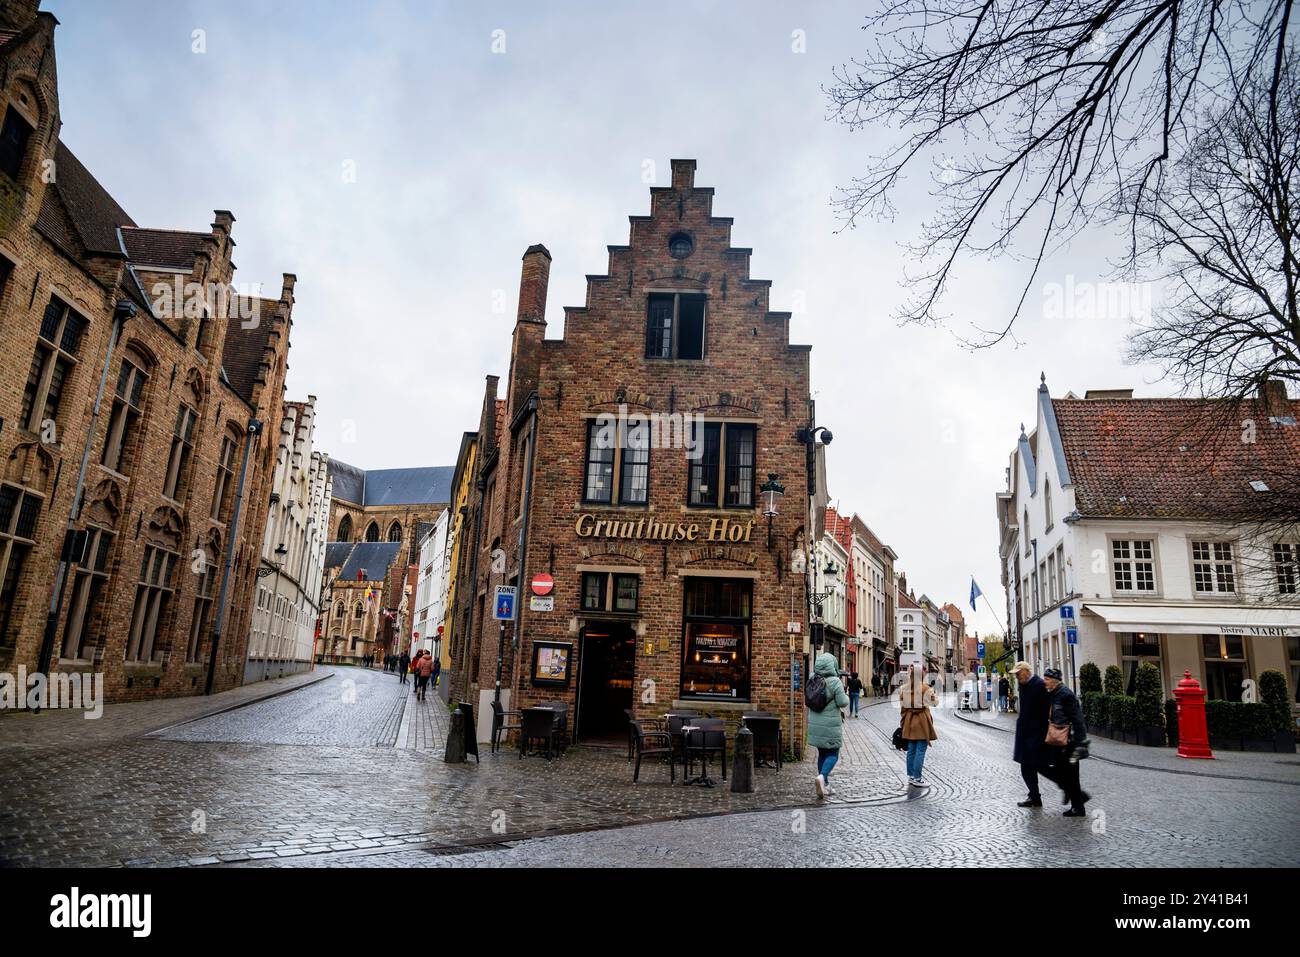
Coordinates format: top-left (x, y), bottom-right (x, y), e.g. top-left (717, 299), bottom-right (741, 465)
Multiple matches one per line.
top-left (507, 244), bottom-right (550, 418)
top-left (0, 0), bottom-right (41, 31)
top-left (1258, 377), bottom-right (1290, 417)
top-left (670, 158), bottom-right (696, 189)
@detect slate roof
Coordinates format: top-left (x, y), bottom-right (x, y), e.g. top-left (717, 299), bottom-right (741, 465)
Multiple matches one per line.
top-left (1052, 396), bottom-right (1300, 520)
top-left (34, 141), bottom-right (136, 259)
top-left (121, 227), bottom-right (208, 269)
top-left (336, 542), bottom-right (402, 583)
top-left (326, 460), bottom-right (454, 507)
top-left (220, 300), bottom-right (276, 404)
top-left (324, 542), bottom-right (354, 570)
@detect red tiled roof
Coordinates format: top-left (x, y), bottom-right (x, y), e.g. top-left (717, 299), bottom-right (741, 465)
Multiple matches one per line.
top-left (38, 141), bottom-right (136, 256)
top-left (1052, 396), bottom-right (1300, 520)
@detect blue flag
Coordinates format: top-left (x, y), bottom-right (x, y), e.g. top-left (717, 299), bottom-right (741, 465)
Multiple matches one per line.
top-left (969, 578), bottom-right (982, 611)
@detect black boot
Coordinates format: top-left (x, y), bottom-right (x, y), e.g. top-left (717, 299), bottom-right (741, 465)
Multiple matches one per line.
top-left (1017, 797), bottom-right (1043, 808)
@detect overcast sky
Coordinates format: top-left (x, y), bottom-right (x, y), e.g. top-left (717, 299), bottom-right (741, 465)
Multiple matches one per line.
top-left (46, 0), bottom-right (1176, 639)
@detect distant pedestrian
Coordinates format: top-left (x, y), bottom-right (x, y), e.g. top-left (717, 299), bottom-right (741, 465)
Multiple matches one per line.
top-left (1010, 661), bottom-right (1047, 807)
top-left (399, 650), bottom-right (411, 684)
top-left (1040, 667), bottom-right (1091, 817)
top-left (846, 672), bottom-right (863, 717)
top-left (409, 650), bottom-right (422, 692)
top-left (806, 651), bottom-right (850, 799)
top-left (431, 655), bottom-right (441, 689)
top-left (898, 663), bottom-right (938, 789)
top-left (997, 674), bottom-right (1010, 712)
top-left (415, 652), bottom-right (435, 700)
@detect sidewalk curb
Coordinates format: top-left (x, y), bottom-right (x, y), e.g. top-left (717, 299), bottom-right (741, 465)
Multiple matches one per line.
top-left (144, 671), bottom-right (334, 739)
top-left (951, 706), bottom-right (1300, 787)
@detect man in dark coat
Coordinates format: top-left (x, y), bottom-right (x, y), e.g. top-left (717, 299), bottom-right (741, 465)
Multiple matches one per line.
top-left (1039, 667), bottom-right (1091, 817)
top-left (1011, 661), bottom-right (1048, 807)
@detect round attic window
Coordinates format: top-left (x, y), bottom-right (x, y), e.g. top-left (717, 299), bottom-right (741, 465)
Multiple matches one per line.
top-left (668, 232), bottom-right (694, 259)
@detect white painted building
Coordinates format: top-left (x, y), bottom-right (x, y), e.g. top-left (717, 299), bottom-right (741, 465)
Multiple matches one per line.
top-left (246, 397), bottom-right (332, 682)
top-left (813, 529), bottom-right (849, 666)
top-left (997, 376), bottom-right (1300, 702)
top-left (412, 509), bottom-right (451, 660)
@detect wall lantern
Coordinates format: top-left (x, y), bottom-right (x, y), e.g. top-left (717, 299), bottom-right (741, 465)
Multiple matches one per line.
top-left (759, 473), bottom-right (785, 550)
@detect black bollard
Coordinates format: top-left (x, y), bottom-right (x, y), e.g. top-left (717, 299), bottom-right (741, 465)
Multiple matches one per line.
top-left (444, 707), bottom-right (467, 764)
top-left (731, 725), bottom-right (755, 793)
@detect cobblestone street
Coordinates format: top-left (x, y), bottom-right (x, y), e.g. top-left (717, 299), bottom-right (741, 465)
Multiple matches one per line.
top-left (1, 666), bottom-right (1296, 868)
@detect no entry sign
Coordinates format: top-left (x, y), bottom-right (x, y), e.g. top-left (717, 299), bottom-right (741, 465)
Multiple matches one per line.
top-left (531, 573), bottom-right (554, 596)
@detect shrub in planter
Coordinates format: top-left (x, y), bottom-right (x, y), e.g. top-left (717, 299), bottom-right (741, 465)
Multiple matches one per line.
top-left (1132, 662), bottom-right (1164, 745)
top-left (1164, 699), bottom-right (1179, 747)
top-left (1258, 670), bottom-right (1295, 751)
top-left (1113, 695), bottom-right (1138, 737)
top-left (1103, 665), bottom-right (1125, 697)
top-left (1241, 702), bottom-right (1279, 746)
top-left (1080, 663), bottom-right (1102, 697)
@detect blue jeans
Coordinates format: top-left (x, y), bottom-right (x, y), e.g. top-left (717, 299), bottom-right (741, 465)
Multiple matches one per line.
top-left (905, 740), bottom-right (928, 779)
top-left (849, 692), bottom-right (860, 716)
top-left (816, 747), bottom-right (840, 780)
top-left (998, 694), bottom-right (1008, 712)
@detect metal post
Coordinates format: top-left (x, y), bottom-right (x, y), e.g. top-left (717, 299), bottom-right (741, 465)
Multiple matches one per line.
top-left (206, 418), bottom-right (263, 695)
top-left (35, 302), bottom-right (133, 709)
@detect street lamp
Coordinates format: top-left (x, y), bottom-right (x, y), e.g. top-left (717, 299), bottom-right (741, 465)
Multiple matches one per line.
top-left (759, 473), bottom-right (784, 550)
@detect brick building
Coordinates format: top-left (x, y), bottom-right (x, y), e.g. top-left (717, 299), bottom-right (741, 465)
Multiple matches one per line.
top-left (0, 0), bottom-right (293, 701)
top-left (451, 159), bottom-right (814, 751)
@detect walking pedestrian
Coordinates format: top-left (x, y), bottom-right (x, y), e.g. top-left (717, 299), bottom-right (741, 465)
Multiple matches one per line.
top-left (431, 655), bottom-right (441, 689)
top-left (1010, 661), bottom-right (1048, 807)
top-left (398, 650), bottom-right (411, 684)
top-left (846, 672), bottom-right (863, 717)
top-left (409, 650), bottom-right (422, 692)
top-left (415, 651), bottom-right (435, 701)
top-left (898, 663), bottom-right (938, 788)
top-left (806, 650), bottom-right (850, 799)
top-left (1039, 667), bottom-right (1091, 817)
top-left (997, 673), bottom-right (1010, 713)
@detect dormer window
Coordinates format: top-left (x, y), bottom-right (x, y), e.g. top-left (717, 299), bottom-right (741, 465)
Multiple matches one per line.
top-left (0, 106), bottom-right (34, 182)
top-left (646, 293), bottom-right (705, 360)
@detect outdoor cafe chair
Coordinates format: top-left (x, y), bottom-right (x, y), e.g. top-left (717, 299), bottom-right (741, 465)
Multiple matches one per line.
top-left (519, 707), bottom-right (558, 760)
top-left (630, 720), bottom-right (675, 784)
top-left (683, 718), bottom-right (727, 783)
top-left (743, 715), bottom-right (782, 771)
top-left (490, 699), bottom-right (522, 754)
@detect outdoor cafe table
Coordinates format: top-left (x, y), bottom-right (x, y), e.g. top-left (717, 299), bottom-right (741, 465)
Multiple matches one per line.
top-left (680, 725), bottom-right (727, 788)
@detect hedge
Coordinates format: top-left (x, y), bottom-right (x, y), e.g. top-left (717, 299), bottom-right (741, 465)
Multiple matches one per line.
top-left (1082, 690), bottom-right (1106, 724)
top-left (1205, 700), bottom-right (1278, 740)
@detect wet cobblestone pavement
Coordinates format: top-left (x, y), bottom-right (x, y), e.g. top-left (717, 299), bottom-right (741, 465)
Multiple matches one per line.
top-left (1, 666), bottom-right (1295, 867)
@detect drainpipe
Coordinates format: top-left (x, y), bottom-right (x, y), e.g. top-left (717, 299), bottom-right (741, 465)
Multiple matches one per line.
top-left (459, 475), bottom-right (486, 704)
top-left (205, 418), bottom-right (263, 694)
top-left (502, 393), bottom-right (540, 708)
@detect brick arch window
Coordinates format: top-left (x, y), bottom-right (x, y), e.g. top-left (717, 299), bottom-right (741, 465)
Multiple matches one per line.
top-left (125, 545), bottom-right (178, 662)
top-left (0, 480), bottom-right (43, 648)
top-left (0, 104), bottom-right (35, 183)
top-left (364, 521), bottom-right (379, 542)
top-left (61, 524), bottom-right (115, 661)
top-left (337, 515), bottom-right (352, 542)
top-left (353, 601), bottom-right (364, 618)
top-left (209, 426), bottom-right (241, 523)
top-left (334, 601), bottom-right (344, 618)
top-left (387, 521), bottom-right (401, 543)
top-left (22, 296), bottom-right (89, 438)
top-left (100, 345), bottom-right (151, 475)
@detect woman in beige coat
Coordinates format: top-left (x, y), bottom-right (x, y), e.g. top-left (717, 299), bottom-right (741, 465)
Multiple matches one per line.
top-left (898, 664), bottom-right (939, 788)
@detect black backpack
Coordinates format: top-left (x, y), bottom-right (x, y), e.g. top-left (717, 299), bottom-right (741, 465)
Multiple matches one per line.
top-left (805, 673), bottom-right (830, 712)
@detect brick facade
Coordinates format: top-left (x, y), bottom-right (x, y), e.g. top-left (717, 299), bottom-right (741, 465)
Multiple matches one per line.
top-left (453, 159), bottom-right (813, 752)
top-left (0, 1), bottom-right (292, 702)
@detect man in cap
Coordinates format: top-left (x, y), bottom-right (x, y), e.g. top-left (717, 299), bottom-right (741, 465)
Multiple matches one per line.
top-left (1010, 660), bottom-right (1048, 807)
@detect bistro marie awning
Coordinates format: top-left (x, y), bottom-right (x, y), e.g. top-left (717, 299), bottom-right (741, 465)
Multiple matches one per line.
top-left (1082, 603), bottom-right (1300, 638)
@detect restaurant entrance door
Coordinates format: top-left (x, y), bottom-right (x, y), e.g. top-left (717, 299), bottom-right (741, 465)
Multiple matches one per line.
top-left (575, 622), bottom-right (636, 744)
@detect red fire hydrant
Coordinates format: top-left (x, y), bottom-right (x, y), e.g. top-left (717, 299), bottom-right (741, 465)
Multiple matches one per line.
top-left (1174, 670), bottom-right (1214, 760)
